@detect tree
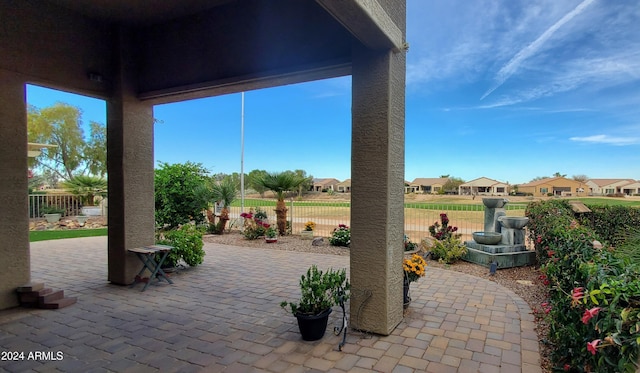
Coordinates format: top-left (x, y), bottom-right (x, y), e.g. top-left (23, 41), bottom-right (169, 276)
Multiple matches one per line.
top-left (27, 103), bottom-right (106, 180)
top-left (248, 169), bottom-right (269, 197)
top-left (572, 174), bottom-right (589, 182)
top-left (208, 178), bottom-right (238, 234)
top-left (254, 171), bottom-right (306, 235)
top-left (553, 172), bottom-right (566, 178)
top-left (155, 162), bottom-right (210, 230)
top-left (294, 169), bottom-right (313, 197)
top-left (442, 177), bottom-right (465, 194)
top-left (60, 175), bottom-right (107, 206)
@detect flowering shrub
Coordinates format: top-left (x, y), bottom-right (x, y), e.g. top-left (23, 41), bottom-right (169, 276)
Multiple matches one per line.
top-left (526, 199), bottom-right (640, 372)
top-left (428, 213), bottom-right (461, 241)
top-left (304, 221), bottom-right (316, 231)
top-left (403, 254), bottom-right (426, 283)
top-left (329, 224), bottom-right (350, 247)
top-left (240, 209), bottom-right (270, 240)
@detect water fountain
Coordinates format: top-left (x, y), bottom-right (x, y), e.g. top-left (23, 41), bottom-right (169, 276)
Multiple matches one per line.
top-left (463, 198), bottom-right (536, 269)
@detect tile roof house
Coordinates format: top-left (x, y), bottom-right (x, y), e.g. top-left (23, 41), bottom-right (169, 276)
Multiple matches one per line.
top-left (409, 178), bottom-right (449, 194)
top-left (586, 179), bottom-right (636, 196)
top-left (336, 179), bottom-right (351, 193)
top-left (312, 178), bottom-right (340, 192)
top-left (459, 177), bottom-right (508, 196)
top-left (517, 177), bottom-right (588, 197)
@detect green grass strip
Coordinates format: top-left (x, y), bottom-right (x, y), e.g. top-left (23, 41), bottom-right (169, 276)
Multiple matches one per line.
top-left (29, 228), bottom-right (108, 242)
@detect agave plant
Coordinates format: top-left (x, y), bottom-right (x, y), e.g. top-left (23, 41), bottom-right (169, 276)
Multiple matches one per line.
top-left (61, 175), bottom-right (107, 206)
top-left (253, 171), bottom-right (306, 235)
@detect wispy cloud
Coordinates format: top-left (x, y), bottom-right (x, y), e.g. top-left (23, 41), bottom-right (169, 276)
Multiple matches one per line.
top-left (481, 0), bottom-right (597, 100)
top-left (570, 134), bottom-right (640, 146)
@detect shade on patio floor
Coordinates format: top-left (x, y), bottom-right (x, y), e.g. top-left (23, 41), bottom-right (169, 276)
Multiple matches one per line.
top-left (0, 237), bottom-right (541, 372)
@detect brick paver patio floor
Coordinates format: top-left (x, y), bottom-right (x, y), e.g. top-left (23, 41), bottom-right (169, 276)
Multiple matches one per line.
top-left (0, 237), bottom-right (541, 372)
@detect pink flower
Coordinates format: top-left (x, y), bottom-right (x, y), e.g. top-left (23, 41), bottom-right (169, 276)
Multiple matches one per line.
top-left (587, 339), bottom-right (601, 355)
top-left (582, 307), bottom-right (601, 324)
top-left (536, 235), bottom-right (543, 244)
top-left (571, 287), bottom-right (584, 306)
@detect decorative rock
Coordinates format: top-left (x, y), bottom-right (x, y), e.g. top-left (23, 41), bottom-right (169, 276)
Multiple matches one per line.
top-left (311, 237), bottom-right (325, 246)
top-left (420, 237), bottom-right (435, 250)
top-left (592, 240), bottom-right (603, 249)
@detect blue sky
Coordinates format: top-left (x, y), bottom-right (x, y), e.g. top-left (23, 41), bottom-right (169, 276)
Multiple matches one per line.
top-left (26, 0), bottom-right (640, 185)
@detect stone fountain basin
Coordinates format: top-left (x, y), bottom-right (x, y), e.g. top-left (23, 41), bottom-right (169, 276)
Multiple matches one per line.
top-left (498, 216), bottom-right (529, 229)
top-left (472, 232), bottom-right (502, 245)
top-left (482, 198), bottom-right (508, 208)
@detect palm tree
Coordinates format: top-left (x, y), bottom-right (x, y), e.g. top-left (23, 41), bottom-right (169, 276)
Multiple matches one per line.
top-left (254, 172), bottom-right (306, 235)
top-left (210, 178), bottom-right (237, 234)
top-left (61, 175), bottom-right (107, 206)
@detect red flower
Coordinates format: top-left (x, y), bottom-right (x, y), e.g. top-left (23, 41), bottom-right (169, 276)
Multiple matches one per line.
top-left (587, 339), bottom-right (601, 355)
top-left (536, 235), bottom-right (543, 244)
top-left (582, 307), bottom-right (601, 324)
top-left (564, 364), bottom-right (571, 371)
top-left (547, 250), bottom-right (555, 257)
top-left (262, 223), bottom-right (270, 228)
top-left (571, 287), bottom-right (584, 307)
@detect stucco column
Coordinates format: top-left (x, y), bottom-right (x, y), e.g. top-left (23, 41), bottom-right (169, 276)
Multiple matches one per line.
top-left (349, 42), bottom-right (406, 335)
top-left (107, 28), bottom-right (156, 285)
top-left (0, 69), bottom-right (29, 309)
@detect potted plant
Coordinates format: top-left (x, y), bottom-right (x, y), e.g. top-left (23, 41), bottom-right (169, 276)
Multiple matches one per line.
top-left (281, 265), bottom-right (350, 341)
top-left (301, 221), bottom-right (315, 240)
top-left (265, 226), bottom-right (278, 243)
top-left (403, 253), bottom-right (427, 309)
top-left (75, 214), bottom-right (88, 226)
top-left (41, 205), bottom-right (65, 223)
top-left (404, 234), bottom-right (419, 255)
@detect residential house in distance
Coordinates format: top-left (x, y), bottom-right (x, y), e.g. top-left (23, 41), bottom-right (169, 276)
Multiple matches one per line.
top-left (620, 181), bottom-right (640, 196)
top-left (312, 178), bottom-right (340, 192)
top-left (586, 179), bottom-right (636, 196)
top-left (336, 179), bottom-right (351, 193)
top-left (459, 177), bottom-right (509, 196)
top-left (517, 177), bottom-right (588, 197)
top-left (409, 178), bottom-right (449, 194)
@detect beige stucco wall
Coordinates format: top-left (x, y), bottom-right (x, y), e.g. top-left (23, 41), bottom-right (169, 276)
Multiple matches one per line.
top-left (350, 6), bottom-right (406, 333)
top-left (107, 28), bottom-right (156, 284)
top-left (0, 69), bottom-right (30, 308)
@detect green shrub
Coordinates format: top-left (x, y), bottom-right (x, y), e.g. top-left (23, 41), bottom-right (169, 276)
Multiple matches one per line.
top-left (156, 224), bottom-right (205, 267)
top-left (155, 162), bottom-right (210, 230)
top-left (329, 224), bottom-right (350, 247)
top-left (576, 204), bottom-right (640, 247)
top-left (526, 200), bottom-right (640, 372)
top-left (40, 205), bottom-right (65, 216)
top-left (430, 236), bottom-right (466, 264)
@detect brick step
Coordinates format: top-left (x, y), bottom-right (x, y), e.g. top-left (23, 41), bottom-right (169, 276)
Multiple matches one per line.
top-left (16, 283), bottom-right (77, 310)
top-left (40, 297), bottom-right (77, 309)
top-left (38, 290), bottom-right (64, 306)
top-left (19, 288), bottom-right (53, 306)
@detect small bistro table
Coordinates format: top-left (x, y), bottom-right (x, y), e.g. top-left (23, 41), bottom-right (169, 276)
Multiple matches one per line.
top-left (128, 244), bottom-right (175, 291)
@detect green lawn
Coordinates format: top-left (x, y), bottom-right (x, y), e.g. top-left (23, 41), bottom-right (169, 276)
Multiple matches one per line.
top-left (570, 198), bottom-right (640, 207)
top-left (30, 228), bottom-right (108, 242)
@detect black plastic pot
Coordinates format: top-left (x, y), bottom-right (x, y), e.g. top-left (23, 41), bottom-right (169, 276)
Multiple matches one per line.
top-left (295, 308), bottom-right (332, 341)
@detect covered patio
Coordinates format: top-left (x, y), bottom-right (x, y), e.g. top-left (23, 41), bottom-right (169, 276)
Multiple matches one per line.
top-left (0, 237), bottom-right (541, 372)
